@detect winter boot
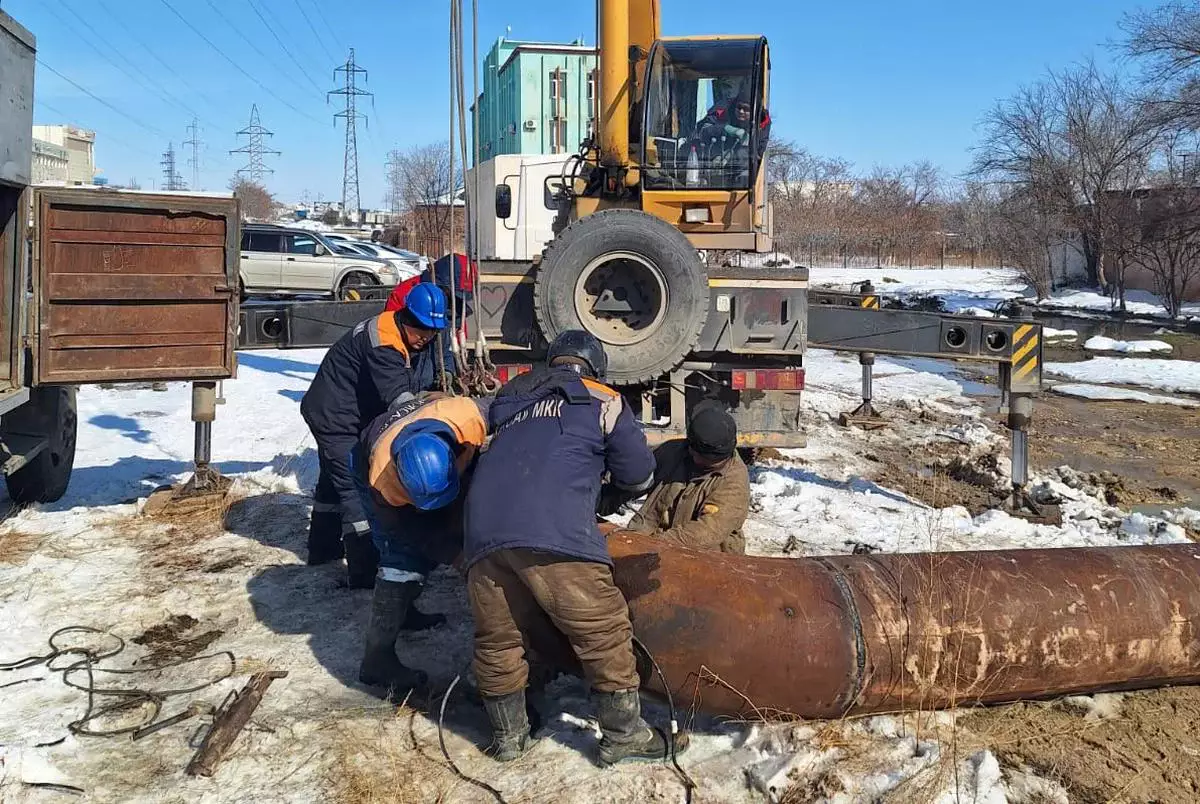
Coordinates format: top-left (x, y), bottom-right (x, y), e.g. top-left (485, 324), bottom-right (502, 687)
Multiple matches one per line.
top-left (359, 579), bottom-right (429, 699)
top-left (482, 690), bottom-right (538, 762)
top-left (343, 531), bottom-right (380, 589)
top-left (306, 509), bottom-right (344, 565)
top-left (399, 606), bottom-right (446, 632)
top-left (594, 688), bottom-right (688, 766)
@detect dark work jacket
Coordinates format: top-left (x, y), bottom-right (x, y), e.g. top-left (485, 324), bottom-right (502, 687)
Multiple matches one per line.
top-left (300, 311), bottom-right (439, 437)
top-left (463, 366), bottom-right (655, 568)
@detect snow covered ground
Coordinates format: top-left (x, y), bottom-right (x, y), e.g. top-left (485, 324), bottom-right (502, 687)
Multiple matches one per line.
top-left (806, 264), bottom-right (1200, 321)
top-left (1045, 357), bottom-right (1200, 395)
top-left (0, 347), bottom-right (1193, 803)
top-left (1049, 383), bottom-right (1200, 408)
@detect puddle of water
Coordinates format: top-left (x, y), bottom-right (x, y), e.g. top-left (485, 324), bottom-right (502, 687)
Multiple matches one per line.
top-left (883, 355), bottom-right (998, 397)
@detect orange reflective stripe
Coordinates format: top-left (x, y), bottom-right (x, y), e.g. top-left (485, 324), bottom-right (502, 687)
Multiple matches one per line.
top-left (581, 377), bottom-right (618, 398)
top-left (374, 312), bottom-right (410, 357)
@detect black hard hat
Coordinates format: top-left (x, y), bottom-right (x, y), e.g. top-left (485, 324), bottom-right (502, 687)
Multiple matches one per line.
top-left (547, 329), bottom-right (608, 379)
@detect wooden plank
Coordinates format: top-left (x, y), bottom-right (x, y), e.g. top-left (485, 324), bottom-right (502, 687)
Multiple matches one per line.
top-left (47, 243), bottom-right (225, 277)
top-left (46, 229), bottom-right (227, 247)
top-left (47, 206), bottom-right (226, 235)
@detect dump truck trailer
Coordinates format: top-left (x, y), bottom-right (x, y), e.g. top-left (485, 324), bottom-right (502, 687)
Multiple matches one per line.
top-left (1, 10), bottom-right (240, 504)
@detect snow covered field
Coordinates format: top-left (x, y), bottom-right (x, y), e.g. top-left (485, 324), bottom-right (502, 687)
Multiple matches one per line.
top-left (3, 344), bottom-right (1197, 802)
top-left (1045, 357), bottom-right (1200, 395)
top-left (807, 264), bottom-right (1200, 321)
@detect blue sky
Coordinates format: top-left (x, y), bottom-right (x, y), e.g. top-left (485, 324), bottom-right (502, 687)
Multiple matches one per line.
top-left (13, 0), bottom-right (1141, 205)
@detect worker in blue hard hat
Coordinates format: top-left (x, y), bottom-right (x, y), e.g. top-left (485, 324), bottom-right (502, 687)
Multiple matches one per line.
top-left (300, 282), bottom-right (449, 589)
top-left (352, 391), bottom-right (490, 698)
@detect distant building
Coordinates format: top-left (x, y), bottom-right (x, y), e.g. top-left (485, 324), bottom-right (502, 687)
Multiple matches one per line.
top-left (474, 37), bottom-right (598, 159)
top-left (31, 124), bottom-right (95, 185)
top-left (32, 137), bottom-right (69, 184)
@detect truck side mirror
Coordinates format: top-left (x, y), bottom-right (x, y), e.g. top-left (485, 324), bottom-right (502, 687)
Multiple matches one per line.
top-left (495, 184), bottom-right (512, 220)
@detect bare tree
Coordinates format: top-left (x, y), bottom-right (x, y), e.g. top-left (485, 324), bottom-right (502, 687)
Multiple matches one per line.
top-left (1128, 135), bottom-right (1200, 315)
top-left (228, 178), bottom-right (277, 221)
top-left (1122, 2), bottom-right (1200, 127)
top-left (972, 61), bottom-right (1165, 309)
top-left (385, 141), bottom-right (464, 256)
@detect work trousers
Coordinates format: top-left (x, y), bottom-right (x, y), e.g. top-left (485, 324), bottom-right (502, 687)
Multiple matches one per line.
top-left (352, 457), bottom-right (464, 584)
top-left (309, 433), bottom-right (371, 546)
top-left (467, 548), bottom-right (639, 697)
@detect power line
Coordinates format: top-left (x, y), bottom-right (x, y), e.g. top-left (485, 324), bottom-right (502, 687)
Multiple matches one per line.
top-left (230, 104), bottom-right (281, 185)
top-left (244, 0), bottom-right (324, 95)
top-left (308, 0), bottom-right (344, 53)
top-left (157, 0), bottom-right (324, 125)
top-left (36, 58), bottom-right (170, 139)
top-left (43, 1), bottom-right (201, 123)
top-left (293, 0), bottom-right (337, 65)
top-left (201, 0), bottom-right (317, 100)
top-left (94, 0), bottom-right (225, 119)
top-left (329, 49), bottom-right (371, 222)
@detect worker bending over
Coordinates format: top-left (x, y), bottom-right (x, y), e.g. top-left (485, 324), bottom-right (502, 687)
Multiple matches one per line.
top-left (628, 402), bottom-right (750, 554)
top-left (354, 391), bottom-right (490, 698)
top-left (463, 330), bottom-right (685, 766)
top-left (300, 283), bottom-right (448, 588)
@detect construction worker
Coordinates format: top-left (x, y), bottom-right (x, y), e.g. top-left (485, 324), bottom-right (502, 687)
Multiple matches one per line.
top-left (462, 330), bottom-right (684, 766)
top-left (354, 391), bottom-right (490, 698)
top-left (627, 402), bottom-right (750, 554)
top-left (300, 283), bottom-right (448, 588)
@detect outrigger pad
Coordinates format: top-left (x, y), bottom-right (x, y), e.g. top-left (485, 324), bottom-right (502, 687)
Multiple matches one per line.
top-left (838, 401), bottom-right (888, 431)
top-left (143, 470), bottom-right (234, 519)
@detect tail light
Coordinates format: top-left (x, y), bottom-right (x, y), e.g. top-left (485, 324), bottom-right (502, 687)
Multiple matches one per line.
top-left (494, 364), bottom-right (532, 384)
top-left (730, 369), bottom-right (805, 391)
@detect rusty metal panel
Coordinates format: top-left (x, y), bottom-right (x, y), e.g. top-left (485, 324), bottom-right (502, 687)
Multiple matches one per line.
top-left (0, 187), bottom-right (21, 394)
top-left (33, 189), bottom-right (240, 384)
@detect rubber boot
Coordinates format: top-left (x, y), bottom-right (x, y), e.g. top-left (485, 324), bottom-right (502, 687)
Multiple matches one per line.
top-left (594, 689), bottom-right (687, 766)
top-left (344, 531), bottom-right (380, 589)
top-left (399, 607), bottom-right (446, 632)
top-left (306, 510), bottom-right (344, 565)
top-left (482, 690), bottom-right (537, 762)
top-left (359, 579), bottom-right (429, 699)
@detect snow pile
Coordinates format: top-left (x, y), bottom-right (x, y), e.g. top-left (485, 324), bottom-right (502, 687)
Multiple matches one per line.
top-left (1050, 383), bottom-right (1199, 408)
top-left (1046, 357), bottom-right (1200, 394)
top-left (1043, 327), bottom-right (1078, 341)
top-left (1083, 335), bottom-right (1172, 354)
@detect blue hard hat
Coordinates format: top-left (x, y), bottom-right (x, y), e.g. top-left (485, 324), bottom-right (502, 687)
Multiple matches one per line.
top-left (392, 423), bottom-right (459, 510)
top-left (403, 283), bottom-right (449, 330)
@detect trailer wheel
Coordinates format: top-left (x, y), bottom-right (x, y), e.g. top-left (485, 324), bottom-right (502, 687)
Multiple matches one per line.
top-left (6, 386), bottom-right (77, 504)
top-left (535, 210), bottom-right (709, 385)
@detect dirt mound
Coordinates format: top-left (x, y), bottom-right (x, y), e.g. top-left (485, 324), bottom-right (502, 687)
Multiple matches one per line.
top-left (132, 614), bottom-right (224, 665)
top-left (961, 687), bottom-right (1200, 803)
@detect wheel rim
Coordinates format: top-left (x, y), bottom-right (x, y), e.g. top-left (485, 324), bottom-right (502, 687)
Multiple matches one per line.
top-left (572, 251), bottom-right (669, 346)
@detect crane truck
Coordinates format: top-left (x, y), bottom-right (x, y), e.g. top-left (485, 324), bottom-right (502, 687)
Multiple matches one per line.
top-left (239, 0), bottom-right (1048, 516)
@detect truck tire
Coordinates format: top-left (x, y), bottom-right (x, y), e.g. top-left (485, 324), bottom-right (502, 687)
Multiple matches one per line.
top-left (534, 210), bottom-right (709, 385)
top-left (6, 386), bottom-right (77, 504)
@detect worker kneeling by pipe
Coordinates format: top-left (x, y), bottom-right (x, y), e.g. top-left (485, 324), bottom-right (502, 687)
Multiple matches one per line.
top-left (353, 392), bottom-right (490, 700)
top-left (462, 330), bottom-right (688, 766)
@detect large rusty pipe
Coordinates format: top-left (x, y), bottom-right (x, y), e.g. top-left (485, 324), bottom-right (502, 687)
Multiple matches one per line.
top-left (607, 530), bottom-right (1200, 718)
top-left (598, 0), bottom-right (630, 167)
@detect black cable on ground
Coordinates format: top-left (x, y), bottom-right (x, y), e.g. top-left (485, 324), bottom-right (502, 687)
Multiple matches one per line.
top-left (633, 636), bottom-right (698, 802)
top-left (438, 674), bottom-right (507, 803)
top-left (0, 626), bottom-right (236, 738)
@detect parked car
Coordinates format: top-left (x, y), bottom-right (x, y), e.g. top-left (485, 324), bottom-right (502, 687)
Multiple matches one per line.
top-left (344, 241), bottom-right (425, 278)
top-left (240, 224), bottom-right (398, 299)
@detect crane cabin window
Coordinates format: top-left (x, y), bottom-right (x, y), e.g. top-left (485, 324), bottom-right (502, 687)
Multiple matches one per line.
top-left (641, 38), bottom-right (768, 191)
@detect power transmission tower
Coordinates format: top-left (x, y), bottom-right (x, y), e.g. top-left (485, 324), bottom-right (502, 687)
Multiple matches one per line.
top-left (183, 116), bottom-right (203, 190)
top-left (161, 142), bottom-right (186, 191)
top-left (328, 49), bottom-right (371, 223)
top-left (230, 104), bottom-right (280, 185)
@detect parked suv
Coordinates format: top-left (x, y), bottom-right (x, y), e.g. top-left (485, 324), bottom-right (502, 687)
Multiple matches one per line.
top-left (239, 224), bottom-right (398, 298)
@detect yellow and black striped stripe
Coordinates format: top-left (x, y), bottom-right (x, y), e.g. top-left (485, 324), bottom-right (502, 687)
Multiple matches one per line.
top-left (860, 295), bottom-right (880, 310)
top-left (1011, 323), bottom-right (1040, 385)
